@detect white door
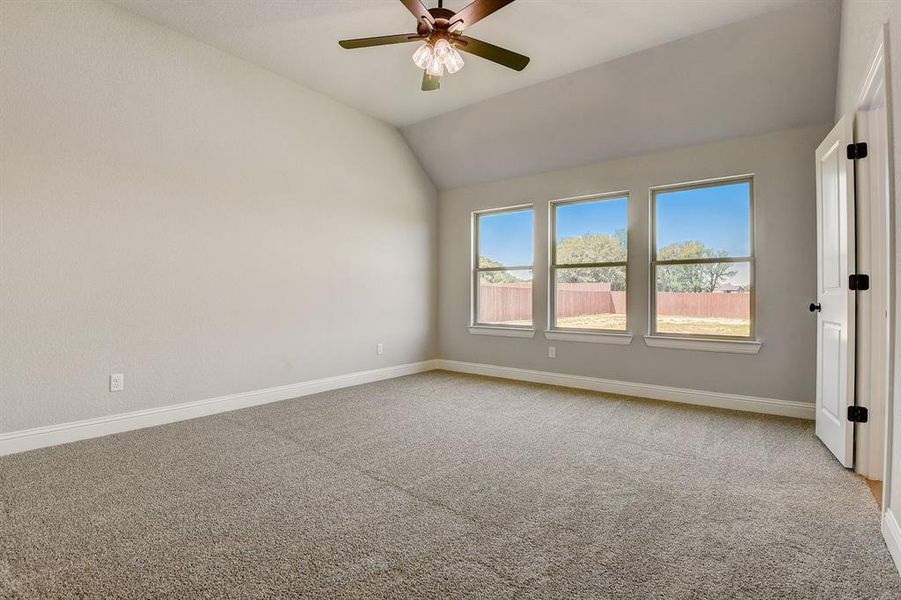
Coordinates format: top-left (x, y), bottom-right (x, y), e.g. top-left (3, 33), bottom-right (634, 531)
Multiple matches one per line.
top-left (814, 116), bottom-right (856, 467)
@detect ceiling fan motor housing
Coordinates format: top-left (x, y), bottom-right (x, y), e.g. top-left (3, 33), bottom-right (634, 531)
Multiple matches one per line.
top-left (418, 7), bottom-right (458, 38)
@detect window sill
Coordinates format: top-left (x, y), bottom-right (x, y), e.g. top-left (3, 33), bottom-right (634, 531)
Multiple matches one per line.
top-left (643, 335), bottom-right (761, 354)
top-left (544, 330), bottom-right (633, 345)
top-left (468, 326), bottom-right (536, 339)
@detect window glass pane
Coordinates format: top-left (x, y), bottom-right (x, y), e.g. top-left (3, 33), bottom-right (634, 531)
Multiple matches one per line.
top-left (478, 209), bottom-right (533, 268)
top-left (655, 262), bottom-right (751, 337)
top-left (656, 182), bottom-right (750, 258)
top-left (477, 270), bottom-right (532, 326)
top-left (555, 197), bottom-right (628, 264)
top-left (555, 266), bottom-right (626, 330)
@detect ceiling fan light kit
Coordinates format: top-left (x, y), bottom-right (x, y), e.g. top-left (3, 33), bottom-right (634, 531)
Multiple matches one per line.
top-left (338, 0), bottom-right (529, 92)
top-left (416, 38), bottom-right (465, 77)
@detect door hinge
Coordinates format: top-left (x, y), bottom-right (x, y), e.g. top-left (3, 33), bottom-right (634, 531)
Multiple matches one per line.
top-left (847, 142), bottom-right (868, 160)
top-left (848, 406), bottom-right (869, 423)
top-left (849, 273), bottom-right (870, 291)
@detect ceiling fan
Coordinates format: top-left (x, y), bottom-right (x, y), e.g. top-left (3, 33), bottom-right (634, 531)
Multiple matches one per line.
top-left (338, 0), bottom-right (529, 92)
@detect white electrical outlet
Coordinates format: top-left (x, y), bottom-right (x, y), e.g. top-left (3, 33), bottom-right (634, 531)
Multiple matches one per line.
top-left (548, 346), bottom-right (556, 359)
top-left (110, 373), bottom-right (125, 392)
top-left (377, 343), bottom-right (384, 356)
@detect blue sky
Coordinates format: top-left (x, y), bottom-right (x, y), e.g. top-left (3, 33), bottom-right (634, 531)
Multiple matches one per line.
top-left (478, 209), bottom-right (534, 266)
top-left (655, 182), bottom-right (751, 256)
top-left (557, 196), bottom-right (627, 243)
top-left (478, 182), bottom-right (750, 265)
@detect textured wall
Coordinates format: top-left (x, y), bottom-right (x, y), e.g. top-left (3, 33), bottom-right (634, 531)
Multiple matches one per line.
top-left (0, 0), bottom-right (437, 432)
top-left (439, 125), bottom-right (829, 404)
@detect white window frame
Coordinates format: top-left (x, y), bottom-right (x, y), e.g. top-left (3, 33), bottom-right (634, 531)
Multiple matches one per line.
top-left (648, 174), bottom-right (757, 342)
top-left (548, 191), bottom-right (630, 335)
top-left (470, 204), bottom-right (535, 331)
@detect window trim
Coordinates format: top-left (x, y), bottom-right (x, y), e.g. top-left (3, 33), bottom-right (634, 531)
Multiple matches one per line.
top-left (548, 191), bottom-right (630, 334)
top-left (544, 330), bottom-right (633, 345)
top-left (471, 204), bottom-right (535, 330)
top-left (643, 335), bottom-right (761, 354)
top-left (469, 326), bottom-right (537, 338)
top-left (649, 174), bottom-right (756, 341)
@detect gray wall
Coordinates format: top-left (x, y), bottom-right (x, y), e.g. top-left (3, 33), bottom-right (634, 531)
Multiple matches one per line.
top-left (834, 0), bottom-right (901, 530)
top-left (439, 124), bottom-right (829, 404)
top-left (0, 0), bottom-right (437, 432)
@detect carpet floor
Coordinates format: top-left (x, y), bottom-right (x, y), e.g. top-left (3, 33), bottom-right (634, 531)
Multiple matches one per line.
top-left (2, 371), bottom-right (900, 598)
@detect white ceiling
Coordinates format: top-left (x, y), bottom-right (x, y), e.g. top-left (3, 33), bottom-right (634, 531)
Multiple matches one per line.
top-left (111, 0), bottom-right (809, 127)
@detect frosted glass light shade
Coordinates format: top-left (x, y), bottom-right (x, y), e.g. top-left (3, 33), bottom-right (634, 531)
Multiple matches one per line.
top-left (412, 43), bottom-right (433, 69)
top-left (427, 54), bottom-right (445, 77)
top-left (433, 38), bottom-right (452, 59)
top-left (444, 47), bottom-right (464, 74)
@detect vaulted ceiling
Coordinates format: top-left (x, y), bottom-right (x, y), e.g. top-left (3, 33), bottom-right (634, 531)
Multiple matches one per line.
top-left (111, 0), bottom-right (817, 126)
top-left (111, 0), bottom-right (841, 189)
top-left (402, 1), bottom-right (841, 189)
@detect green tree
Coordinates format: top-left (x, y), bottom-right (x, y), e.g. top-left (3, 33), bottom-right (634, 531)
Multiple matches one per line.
top-left (555, 230), bottom-right (627, 290)
top-left (656, 241), bottom-right (737, 292)
top-left (479, 257), bottom-right (522, 283)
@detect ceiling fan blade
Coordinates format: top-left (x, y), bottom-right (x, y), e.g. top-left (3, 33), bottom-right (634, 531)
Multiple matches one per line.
top-left (422, 72), bottom-right (440, 92)
top-left (339, 34), bottom-right (423, 49)
top-left (451, 0), bottom-right (517, 30)
top-left (400, 0), bottom-right (433, 24)
top-left (454, 35), bottom-right (530, 71)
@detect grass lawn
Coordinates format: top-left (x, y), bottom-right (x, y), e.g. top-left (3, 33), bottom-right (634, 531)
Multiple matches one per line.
top-left (501, 313), bottom-right (750, 337)
top-left (654, 315), bottom-right (750, 337)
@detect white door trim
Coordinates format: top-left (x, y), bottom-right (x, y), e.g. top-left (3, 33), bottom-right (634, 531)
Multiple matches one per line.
top-left (884, 509), bottom-right (901, 574)
top-left (853, 29), bottom-right (893, 486)
top-left (852, 25), bottom-right (899, 577)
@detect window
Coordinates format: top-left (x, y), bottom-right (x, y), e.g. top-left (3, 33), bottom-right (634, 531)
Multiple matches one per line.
top-left (651, 177), bottom-right (754, 339)
top-left (472, 206), bottom-right (534, 328)
top-left (550, 194), bottom-right (629, 332)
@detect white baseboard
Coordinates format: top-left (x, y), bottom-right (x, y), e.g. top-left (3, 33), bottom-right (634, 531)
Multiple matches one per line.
top-left (0, 360), bottom-right (438, 456)
top-left (884, 509), bottom-right (901, 576)
top-left (0, 357), bottom-right (815, 456)
top-left (436, 359), bottom-right (815, 420)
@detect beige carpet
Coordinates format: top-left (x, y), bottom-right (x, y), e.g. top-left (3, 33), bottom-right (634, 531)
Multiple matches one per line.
top-left (2, 371), bottom-right (899, 598)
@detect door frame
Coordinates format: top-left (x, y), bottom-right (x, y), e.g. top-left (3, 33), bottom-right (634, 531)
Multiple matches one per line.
top-left (850, 27), bottom-right (897, 571)
top-left (853, 27), bottom-right (894, 492)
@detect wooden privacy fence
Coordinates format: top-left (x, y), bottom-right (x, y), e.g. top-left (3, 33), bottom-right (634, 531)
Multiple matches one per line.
top-left (479, 282), bottom-right (750, 322)
top-left (556, 282), bottom-right (626, 317)
top-left (478, 283), bottom-right (532, 322)
top-left (656, 291), bottom-right (750, 319)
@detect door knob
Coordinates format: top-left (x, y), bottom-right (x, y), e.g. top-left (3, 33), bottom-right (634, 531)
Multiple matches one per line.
top-left (809, 302), bottom-right (821, 313)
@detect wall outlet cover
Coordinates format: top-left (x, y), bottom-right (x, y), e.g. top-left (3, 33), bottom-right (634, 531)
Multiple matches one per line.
top-left (110, 373), bottom-right (124, 392)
